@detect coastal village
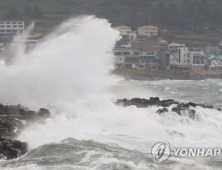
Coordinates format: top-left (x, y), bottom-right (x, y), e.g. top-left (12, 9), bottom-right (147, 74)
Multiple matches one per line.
top-left (0, 21), bottom-right (43, 50)
top-left (1, 21), bottom-right (222, 79)
top-left (113, 25), bottom-right (222, 79)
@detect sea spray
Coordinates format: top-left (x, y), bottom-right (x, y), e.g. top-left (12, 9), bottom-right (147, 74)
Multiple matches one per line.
top-left (0, 16), bottom-right (218, 150)
top-left (0, 16), bottom-right (222, 170)
top-left (0, 16), bottom-right (120, 110)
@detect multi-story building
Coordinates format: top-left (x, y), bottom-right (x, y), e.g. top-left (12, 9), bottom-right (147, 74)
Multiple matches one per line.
top-left (113, 25), bottom-right (132, 34)
top-left (137, 25), bottom-right (158, 37)
top-left (114, 47), bottom-right (142, 69)
top-left (140, 52), bottom-right (160, 70)
top-left (0, 21), bottom-right (24, 35)
top-left (131, 38), bottom-right (167, 53)
top-left (124, 55), bottom-right (140, 68)
top-left (113, 25), bottom-right (137, 42)
top-left (114, 47), bottom-right (133, 68)
top-left (178, 47), bottom-right (189, 64)
top-left (171, 47), bottom-right (206, 70)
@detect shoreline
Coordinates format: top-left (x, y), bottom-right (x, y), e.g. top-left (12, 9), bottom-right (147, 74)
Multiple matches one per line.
top-left (121, 75), bottom-right (203, 81)
top-left (113, 69), bottom-right (221, 81)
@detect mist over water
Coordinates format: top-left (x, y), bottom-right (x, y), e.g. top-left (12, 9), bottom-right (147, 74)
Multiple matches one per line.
top-left (0, 16), bottom-right (222, 169)
top-left (0, 16), bottom-right (120, 110)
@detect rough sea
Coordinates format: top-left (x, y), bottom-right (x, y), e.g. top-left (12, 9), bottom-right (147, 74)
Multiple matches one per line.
top-left (0, 16), bottom-right (221, 170)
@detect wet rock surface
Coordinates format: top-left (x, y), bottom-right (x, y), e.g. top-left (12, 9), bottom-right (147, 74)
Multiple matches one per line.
top-left (0, 137), bottom-right (28, 160)
top-left (0, 104), bottom-right (50, 160)
top-left (116, 97), bottom-right (220, 118)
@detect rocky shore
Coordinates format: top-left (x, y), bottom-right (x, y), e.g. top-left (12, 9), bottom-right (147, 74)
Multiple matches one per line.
top-left (116, 97), bottom-right (221, 119)
top-left (0, 104), bottom-right (50, 160)
top-left (1, 98), bottom-right (220, 160)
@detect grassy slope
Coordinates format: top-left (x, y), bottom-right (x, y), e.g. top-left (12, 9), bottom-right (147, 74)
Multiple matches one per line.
top-left (0, 0), bottom-right (221, 44)
top-left (0, 0), bottom-right (184, 28)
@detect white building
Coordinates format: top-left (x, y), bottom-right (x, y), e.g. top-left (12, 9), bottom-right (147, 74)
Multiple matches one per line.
top-left (168, 43), bottom-right (185, 51)
top-left (113, 25), bottom-right (131, 34)
top-left (113, 48), bottom-right (133, 67)
top-left (121, 31), bottom-right (137, 40)
top-left (177, 48), bottom-right (205, 65)
top-left (178, 47), bottom-right (189, 64)
top-left (113, 48), bottom-right (140, 68)
top-left (171, 47), bottom-right (206, 70)
top-left (137, 25), bottom-right (158, 37)
top-left (0, 21), bottom-right (24, 34)
top-left (113, 25), bottom-right (136, 40)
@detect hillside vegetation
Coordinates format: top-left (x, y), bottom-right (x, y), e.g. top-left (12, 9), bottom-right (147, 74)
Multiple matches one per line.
top-left (0, 0), bottom-right (222, 43)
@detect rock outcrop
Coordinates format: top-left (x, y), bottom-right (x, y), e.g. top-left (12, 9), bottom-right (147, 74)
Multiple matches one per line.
top-left (116, 97), bottom-right (220, 118)
top-left (0, 137), bottom-right (28, 160)
top-left (0, 103), bottom-right (50, 160)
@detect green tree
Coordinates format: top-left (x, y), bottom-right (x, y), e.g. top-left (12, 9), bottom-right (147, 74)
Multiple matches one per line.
top-left (5, 8), bottom-right (21, 19)
top-left (33, 6), bottom-right (43, 19)
top-left (24, 5), bottom-right (33, 16)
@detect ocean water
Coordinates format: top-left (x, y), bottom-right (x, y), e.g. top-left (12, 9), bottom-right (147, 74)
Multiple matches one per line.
top-left (0, 16), bottom-right (222, 170)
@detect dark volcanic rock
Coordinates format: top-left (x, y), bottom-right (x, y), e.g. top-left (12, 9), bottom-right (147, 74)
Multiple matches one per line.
top-left (188, 102), bottom-right (196, 108)
top-left (0, 104), bottom-right (51, 138)
top-left (117, 98), bottom-right (178, 108)
top-left (0, 137), bottom-right (28, 160)
top-left (0, 103), bottom-right (51, 160)
top-left (172, 107), bottom-right (181, 116)
top-left (116, 97), bottom-right (220, 119)
top-left (38, 108), bottom-right (50, 119)
top-left (157, 108), bottom-right (168, 114)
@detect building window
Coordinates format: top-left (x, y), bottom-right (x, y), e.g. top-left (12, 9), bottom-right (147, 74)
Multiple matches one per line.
top-left (134, 52), bottom-right (139, 55)
top-left (0, 25), bottom-right (4, 27)
top-left (6, 25), bottom-right (11, 28)
top-left (115, 52), bottom-right (121, 55)
top-left (123, 52), bottom-right (130, 55)
top-left (19, 25), bottom-right (23, 28)
top-left (13, 25), bottom-right (17, 28)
